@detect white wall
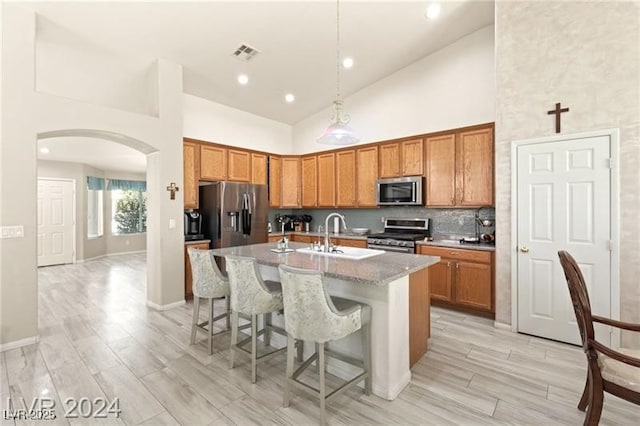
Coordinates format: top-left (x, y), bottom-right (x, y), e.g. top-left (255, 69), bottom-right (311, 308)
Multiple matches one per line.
top-left (495, 1), bottom-right (640, 347)
top-left (183, 94), bottom-right (292, 153)
top-left (292, 25), bottom-right (495, 153)
top-left (1, 5), bottom-right (184, 347)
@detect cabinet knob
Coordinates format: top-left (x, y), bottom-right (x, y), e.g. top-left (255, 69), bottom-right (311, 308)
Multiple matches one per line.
top-left (520, 246), bottom-right (530, 253)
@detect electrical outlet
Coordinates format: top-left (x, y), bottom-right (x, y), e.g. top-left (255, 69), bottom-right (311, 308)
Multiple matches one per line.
top-left (381, 216), bottom-right (385, 223)
top-left (0, 225), bottom-right (24, 239)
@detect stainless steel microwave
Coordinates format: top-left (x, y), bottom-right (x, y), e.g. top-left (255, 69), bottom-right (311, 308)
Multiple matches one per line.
top-left (376, 176), bottom-right (424, 206)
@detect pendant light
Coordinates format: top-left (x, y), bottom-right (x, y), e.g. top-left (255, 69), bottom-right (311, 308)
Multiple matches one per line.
top-left (317, 0), bottom-right (359, 145)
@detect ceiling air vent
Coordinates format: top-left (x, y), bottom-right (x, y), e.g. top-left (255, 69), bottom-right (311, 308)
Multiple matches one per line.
top-left (232, 44), bottom-right (260, 62)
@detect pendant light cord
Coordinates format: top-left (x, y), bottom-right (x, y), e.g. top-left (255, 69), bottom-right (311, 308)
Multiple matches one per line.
top-left (336, 0), bottom-right (341, 101)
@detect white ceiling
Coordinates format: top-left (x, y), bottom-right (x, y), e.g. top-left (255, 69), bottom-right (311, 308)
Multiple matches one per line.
top-left (28, 0), bottom-right (494, 173)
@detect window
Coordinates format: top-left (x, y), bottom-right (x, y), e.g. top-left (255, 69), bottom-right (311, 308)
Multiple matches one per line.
top-left (87, 176), bottom-right (105, 238)
top-left (111, 190), bottom-right (147, 234)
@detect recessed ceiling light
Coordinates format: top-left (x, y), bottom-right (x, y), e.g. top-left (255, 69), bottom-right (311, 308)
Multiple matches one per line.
top-left (237, 74), bottom-right (249, 85)
top-left (342, 57), bottom-right (354, 69)
top-left (39, 147), bottom-right (50, 154)
top-left (284, 93), bottom-right (295, 103)
top-left (425, 3), bottom-right (441, 20)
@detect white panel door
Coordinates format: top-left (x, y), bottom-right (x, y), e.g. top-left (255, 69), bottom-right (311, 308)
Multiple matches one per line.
top-left (516, 135), bottom-right (611, 345)
top-left (37, 179), bottom-right (75, 267)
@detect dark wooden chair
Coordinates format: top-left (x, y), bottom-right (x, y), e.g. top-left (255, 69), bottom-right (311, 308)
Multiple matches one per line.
top-left (557, 251), bottom-right (640, 425)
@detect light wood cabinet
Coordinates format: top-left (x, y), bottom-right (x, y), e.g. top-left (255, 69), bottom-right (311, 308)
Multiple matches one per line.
top-left (290, 234), bottom-right (314, 244)
top-left (269, 156), bottom-right (282, 208)
top-left (200, 145), bottom-right (227, 181)
top-left (418, 245), bottom-right (494, 314)
top-left (185, 241), bottom-right (211, 300)
top-left (301, 155), bottom-right (317, 207)
top-left (281, 157), bottom-right (300, 207)
top-left (251, 153), bottom-right (268, 185)
top-left (183, 141), bottom-right (200, 209)
top-left (426, 125), bottom-right (494, 207)
top-left (457, 127), bottom-right (494, 207)
top-left (425, 133), bottom-right (456, 207)
top-left (317, 153), bottom-right (336, 207)
top-left (335, 238), bottom-right (367, 248)
top-left (268, 235), bottom-right (282, 243)
top-left (356, 146), bottom-right (378, 207)
top-left (227, 149), bottom-right (250, 182)
top-left (336, 150), bottom-right (356, 207)
top-left (379, 139), bottom-right (424, 178)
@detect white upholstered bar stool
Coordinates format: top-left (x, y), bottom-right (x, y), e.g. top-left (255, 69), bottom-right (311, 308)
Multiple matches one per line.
top-left (187, 247), bottom-right (231, 355)
top-left (225, 255), bottom-right (288, 383)
top-left (278, 264), bottom-right (371, 424)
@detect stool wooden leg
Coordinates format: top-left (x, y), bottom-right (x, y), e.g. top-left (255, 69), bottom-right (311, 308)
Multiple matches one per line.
top-left (190, 296), bottom-right (200, 345)
top-left (229, 310), bottom-right (239, 369)
top-left (362, 322), bottom-right (372, 395)
top-left (208, 298), bottom-right (214, 355)
top-left (315, 343), bottom-right (320, 374)
top-left (264, 313), bottom-right (272, 347)
top-left (251, 314), bottom-right (258, 383)
top-left (283, 334), bottom-right (295, 407)
top-left (225, 296), bottom-right (231, 330)
top-left (318, 342), bottom-right (326, 424)
top-left (296, 339), bottom-right (303, 362)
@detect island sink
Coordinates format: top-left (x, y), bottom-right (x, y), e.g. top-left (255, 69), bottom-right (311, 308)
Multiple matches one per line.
top-left (296, 246), bottom-right (385, 260)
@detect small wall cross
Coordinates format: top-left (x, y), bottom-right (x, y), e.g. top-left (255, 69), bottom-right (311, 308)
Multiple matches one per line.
top-left (166, 182), bottom-right (180, 200)
top-left (547, 102), bottom-right (570, 133)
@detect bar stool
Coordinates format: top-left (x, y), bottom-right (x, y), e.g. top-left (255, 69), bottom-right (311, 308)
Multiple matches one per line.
top-left (225, 255), bottom-right (288, 383)
top-left (187, 247), bottom-right (230, 355)
top-left (278, 264), bottom-right (371, 424)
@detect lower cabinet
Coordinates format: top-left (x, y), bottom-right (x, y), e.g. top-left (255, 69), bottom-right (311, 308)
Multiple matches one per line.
top-left (335, 238), bottom-right (367, 248)
top-left (184, 241), bottom-right (211, 300)
top-left (418, 245), bottom-right (494, 315)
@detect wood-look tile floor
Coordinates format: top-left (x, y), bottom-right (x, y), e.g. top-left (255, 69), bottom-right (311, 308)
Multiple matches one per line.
top-left (2, 253), bottom-right (637, 425)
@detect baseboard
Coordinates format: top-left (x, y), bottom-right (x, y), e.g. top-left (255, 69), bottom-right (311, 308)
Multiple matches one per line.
top-left (146, 299), bottom-right (185, 311)
top-left (0, 335), bottom-right (39, 352)
top-left (76, 254), bottom-right (106, 263)
top-left (77, 250), bottom-right (147, 263)
top-left (494, 321), bottom-right (513, 331)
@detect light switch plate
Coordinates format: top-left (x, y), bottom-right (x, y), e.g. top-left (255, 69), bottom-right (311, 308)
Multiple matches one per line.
top-left (0, 225), bottom-right (24, 239)
top-left (169, 219), bottom-right (176, 229)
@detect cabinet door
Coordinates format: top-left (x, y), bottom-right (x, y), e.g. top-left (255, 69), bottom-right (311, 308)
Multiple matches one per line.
top-left (268, 235), bottom-right (281, 243)
top-left (183, 141), bottom-right (200, 209)
top-left (425, 134), bottom-right (456, 207)
top-left (401, 138), bottom-right (424, 176)
top-left (301, 155), bottom-right (317, 207)
top-left (269, 156), bottom-right (282, 208)
top-left (292, 234), bottom-right (313, 243)
top-left (356, 146), bottom-right (378, 207)
top-left (336, 150), bottom-right (356, 207)
top-left (427, 259), bottom-right (453, 302)
top-left (454, 261), bottom-right (492, 311)
top-left (251, 153), bottom-right (268, 185)
top-left (317, 153), bottom-right (336, 207)
top-left (457, 127), bottom-right (494, 206)
top-left (379, 142), bottom-right (400, 178)
top-left (281, 157), bottom-right (300, 207)
top-left (336, 238), bottom-right (367, 248)
top-left (228, 149), bottom-right (251, 182)
top-left (200, 145), bottom-right (227, 181)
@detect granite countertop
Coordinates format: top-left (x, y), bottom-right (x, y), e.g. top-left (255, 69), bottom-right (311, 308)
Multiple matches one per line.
top-left (417, 239), bottom-right (496, 252)
top-left (210, 242), bottom-right (439, 286)
top-left (269, 231), bottom-right (371, 241)
top-left (185, 239), bottom-right (211, 245)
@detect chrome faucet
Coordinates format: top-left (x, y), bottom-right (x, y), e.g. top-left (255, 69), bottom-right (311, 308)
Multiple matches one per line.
top-left (324, 213), bottom-right (348, 252)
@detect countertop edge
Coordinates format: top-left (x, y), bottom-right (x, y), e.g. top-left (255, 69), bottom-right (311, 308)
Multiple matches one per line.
top-left (417, 241), bottom-right (495, 252)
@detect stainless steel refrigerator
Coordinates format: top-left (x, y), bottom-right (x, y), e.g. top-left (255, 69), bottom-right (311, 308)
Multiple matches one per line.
top-left (199, 182), bottom-right (268, 249)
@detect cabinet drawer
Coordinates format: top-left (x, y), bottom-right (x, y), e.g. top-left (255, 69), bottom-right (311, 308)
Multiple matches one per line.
top-left (419, 246), bottom-right (491, 263)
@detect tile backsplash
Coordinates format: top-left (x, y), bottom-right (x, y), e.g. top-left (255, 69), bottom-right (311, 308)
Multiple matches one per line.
top-left (269, 206), bottom-right (495, 239)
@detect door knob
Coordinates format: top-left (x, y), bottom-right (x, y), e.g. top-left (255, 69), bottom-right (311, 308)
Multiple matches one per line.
top-left (520, 246), bottom-right (530, 253)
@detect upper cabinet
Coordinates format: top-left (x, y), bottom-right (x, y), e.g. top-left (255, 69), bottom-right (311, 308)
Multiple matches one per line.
top-left (425, 125), bottom-right (494, 207)
top-left (227, 149), bottom-right (251, 182)
top-left (356, 146), bottom-right (378, 207)
top-left (269, 156), bottom-right (282, 208)
top-left (301, 155), bottom-right (317, 207)
top-left (281, 157), bottom-right (301, 208)
top-left (379, 139), bottom-right (424, 178)
top-left (336, 149), bottom-right (356, 207)
top-left (183, 141), bottom-right (200, 209)
top-left (251, 153), bottom-right (267, 185)
top-left (317, 153), bottom-right (336, 207)
top-left (200, 145), bottom-right (227, 181)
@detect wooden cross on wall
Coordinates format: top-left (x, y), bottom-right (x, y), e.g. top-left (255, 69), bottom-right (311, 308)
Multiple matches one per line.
top-left (166, 182), bottom-right (179, 200)
top-left (547, 102), bottom-right (570, 133)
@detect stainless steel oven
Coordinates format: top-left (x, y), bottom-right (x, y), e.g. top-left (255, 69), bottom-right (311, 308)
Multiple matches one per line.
top-left (366, 218), bottom-right (431, 254)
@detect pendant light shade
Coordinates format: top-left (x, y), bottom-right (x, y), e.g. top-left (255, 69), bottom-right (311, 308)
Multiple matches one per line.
top-left (317, 0), bottom-right (359, 146)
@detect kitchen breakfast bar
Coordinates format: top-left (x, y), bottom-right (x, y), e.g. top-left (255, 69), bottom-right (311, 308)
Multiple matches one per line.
top-left (210, 242), bottom-right (440, 400)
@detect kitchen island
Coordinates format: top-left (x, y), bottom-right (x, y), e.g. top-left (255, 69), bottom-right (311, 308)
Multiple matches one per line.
top-left (210, 242), bottom-right (440, 400)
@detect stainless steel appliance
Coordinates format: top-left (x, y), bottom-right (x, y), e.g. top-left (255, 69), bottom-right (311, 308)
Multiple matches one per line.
top-left (184, 210), bottom-right (204, 241)
top-left (367, 218), bottom-right (431, 253)
top-left (199, 182), bottom-right (268, 249)
top-left (376, 176), bottom-right (424, 206)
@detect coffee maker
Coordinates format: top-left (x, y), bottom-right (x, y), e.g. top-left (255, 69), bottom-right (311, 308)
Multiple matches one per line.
top-left (184, 210), bottom-right (204, 241)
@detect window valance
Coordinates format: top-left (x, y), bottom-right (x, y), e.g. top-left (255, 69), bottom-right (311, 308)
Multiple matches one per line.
top-left (86, 176), bottom-right (105, 191)
top-left (107, 179), bottom-right (147, 192)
